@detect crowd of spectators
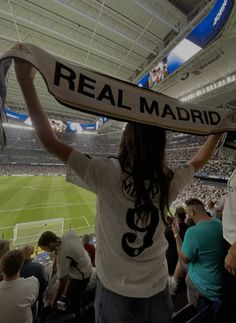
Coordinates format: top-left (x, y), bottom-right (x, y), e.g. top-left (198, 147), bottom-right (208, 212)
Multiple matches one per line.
top-left (0, 165), bottom-right (66, 176)
top-left (173, 178), bottom-right (226, 210)
top-left (0, 124), bottom-right (235, 180)
top-left (199, 161), bottom-right (234, 178)
top-left (0, 232), bottom-right (96, 323)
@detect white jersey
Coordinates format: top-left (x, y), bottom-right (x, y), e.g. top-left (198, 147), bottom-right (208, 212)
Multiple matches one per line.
top-left (0, 277), bottom-right (39, 323)
top-left (223, 169), bottom-right (236, 245)
top-left (66, 150), bottom-right (194, 297)
top-left (57, 231), bottom-right (92, 280)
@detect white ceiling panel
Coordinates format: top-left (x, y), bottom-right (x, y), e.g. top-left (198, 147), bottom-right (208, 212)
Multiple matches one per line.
top-left (0, 0), bottom-right (235, 129)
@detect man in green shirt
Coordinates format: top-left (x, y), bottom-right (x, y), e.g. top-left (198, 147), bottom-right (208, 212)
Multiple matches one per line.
top-left (172, 198), bottom-right (226, 306)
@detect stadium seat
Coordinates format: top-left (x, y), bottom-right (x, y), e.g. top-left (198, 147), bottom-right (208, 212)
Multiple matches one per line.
top-left (171, 298), bottom-right (222, 323)
top-left (44, 311), bottom-right (76, 323)
top-left (171, 304), bottom-right (197, 323)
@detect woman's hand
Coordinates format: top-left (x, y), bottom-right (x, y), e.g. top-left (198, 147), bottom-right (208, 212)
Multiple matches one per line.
top-left (13, 43), bottom-right (36, 87)
top-left (225, 242), bottom-right (236, 276)
top-left (171, 218), bottom-right (180, 236)
top-left (225, 252), bottom-right (236, 276)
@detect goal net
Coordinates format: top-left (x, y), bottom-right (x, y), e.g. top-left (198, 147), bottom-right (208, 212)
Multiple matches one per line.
top-left (13, 218), bottom-right (64, 247)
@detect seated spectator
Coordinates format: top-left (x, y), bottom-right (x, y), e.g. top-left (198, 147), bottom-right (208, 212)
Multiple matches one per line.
top-left (21, 245), bottom-right (48, 313)
top-left (0, 239), bottom-right (10, 281)
top-left (38, 230), bottom-right (92, 316)
top-left (82, 234), bottom-right (96, 266)
top-left (0, 249), bottom-right (39, 323)
top-left (172, 198), bottom-right (226, 307)
top-left (207, 199), bottom-right (216, 218)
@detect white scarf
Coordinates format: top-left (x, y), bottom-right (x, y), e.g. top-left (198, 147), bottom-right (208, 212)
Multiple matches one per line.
top-left (1, 43), bottom-right (236, 135)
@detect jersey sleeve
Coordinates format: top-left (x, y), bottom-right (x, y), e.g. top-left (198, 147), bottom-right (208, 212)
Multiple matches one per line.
top-left (169, 163), bottom-right (194, 203)
top-left (66, 149), bottom-right (107, 193)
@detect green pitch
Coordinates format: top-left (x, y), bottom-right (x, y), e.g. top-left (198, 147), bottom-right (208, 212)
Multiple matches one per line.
top-left (0, 176), bottom-right (96, 243)
top-left (0, 176), bottom-right (178, 246)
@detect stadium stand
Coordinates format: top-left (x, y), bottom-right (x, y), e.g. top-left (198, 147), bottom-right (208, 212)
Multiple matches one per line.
top-left (0, 123), bottom-right (235, 181)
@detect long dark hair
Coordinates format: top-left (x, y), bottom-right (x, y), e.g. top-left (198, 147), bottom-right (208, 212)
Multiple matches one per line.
top-left (118, 122), bottom-right (173, 224)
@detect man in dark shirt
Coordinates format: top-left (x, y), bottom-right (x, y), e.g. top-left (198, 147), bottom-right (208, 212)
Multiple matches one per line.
top-left (20, 245), bottom-right (48, 309)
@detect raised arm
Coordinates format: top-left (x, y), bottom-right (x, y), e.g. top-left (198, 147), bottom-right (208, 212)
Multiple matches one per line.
top-left (14, 50), bottom-right (72, 163)
top-left (190, 134), bottom-right (222, 172)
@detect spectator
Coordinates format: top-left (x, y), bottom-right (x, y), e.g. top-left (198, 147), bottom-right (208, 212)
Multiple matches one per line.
top-left (21, 245), bottom-right (48, 312)
top-left (0, 239), bottom-right (10, 258)
top-left (172, 198), bottom-right (226, 307)
top-left (82, 234), bottom-right (96, 266)
top-left (165, 218), bottom-right (178, 276)
top-left (41, 252), bottom-right (58, 323)
top-left (165, 208), bottom-right (188, 276)
top-left (38, 230), bottom-right (92, 315)
top-left (221, 169), bottom-right (236, 323)
top-left (173, 178), bottom-right (226, 208)
top-left (207, 199), bottom-right (216, 218)
top-left (14, 50), bottom-right (222, 323)
top-left (175, 207), bottom-right (189, 239)
top-left (0, 249), bottom-right (39, 323)
top-left (0, 239), bottom-right (10, 281)
top-left (43, 252), bottom-right (58, 307)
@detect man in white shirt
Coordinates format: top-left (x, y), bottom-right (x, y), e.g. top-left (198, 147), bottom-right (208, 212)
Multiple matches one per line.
top-left (223, 169), bottom-right (236, 265)
top-left (222, 169), bottom-right (236, 323)
top-left (38, 230), bottom-right (92, 315)
top-left (0, 249), bottom-right (39, 323)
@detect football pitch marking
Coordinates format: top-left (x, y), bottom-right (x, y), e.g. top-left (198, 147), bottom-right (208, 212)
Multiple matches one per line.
top-left (0, 216), bottom-right (92, 234)
top-left (0, 181), bottom-right (72, 191)
top-left (84, 217), bottom-right (90, 226)
top-left (0, 225), bottom-right (14, 230)
top-left (0, 201), bottom-right (96, 213)
top-left (29, 184), bottom-right (70, 191)
top-left (64, 216), bottom-right (90, 228)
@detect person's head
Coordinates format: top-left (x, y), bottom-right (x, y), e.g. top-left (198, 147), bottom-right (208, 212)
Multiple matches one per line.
top-left (82, 234), bottom-right (90, 245)
top-left (22, 245), bottom-right (34, 260)
top-left (0, 239), bottom-right (10, 259)
top-left (118, 123), bottom-right (167, 173)
top-left (1, 249), bottom-right (24, 278)
top-left (38, 231), bottom-right (60, 252)
top-left (118, 122), bottom-right (173, 223)
top-left (185, 198), bottom-right (209, 224)
top-left (175, 207), bottom-right (186, 224)
top-left (207, 199), bottom-right (215, 209)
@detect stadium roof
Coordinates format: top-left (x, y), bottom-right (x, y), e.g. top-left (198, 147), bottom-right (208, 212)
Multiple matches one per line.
top-left (1, 0), bottom-right (236, 132)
